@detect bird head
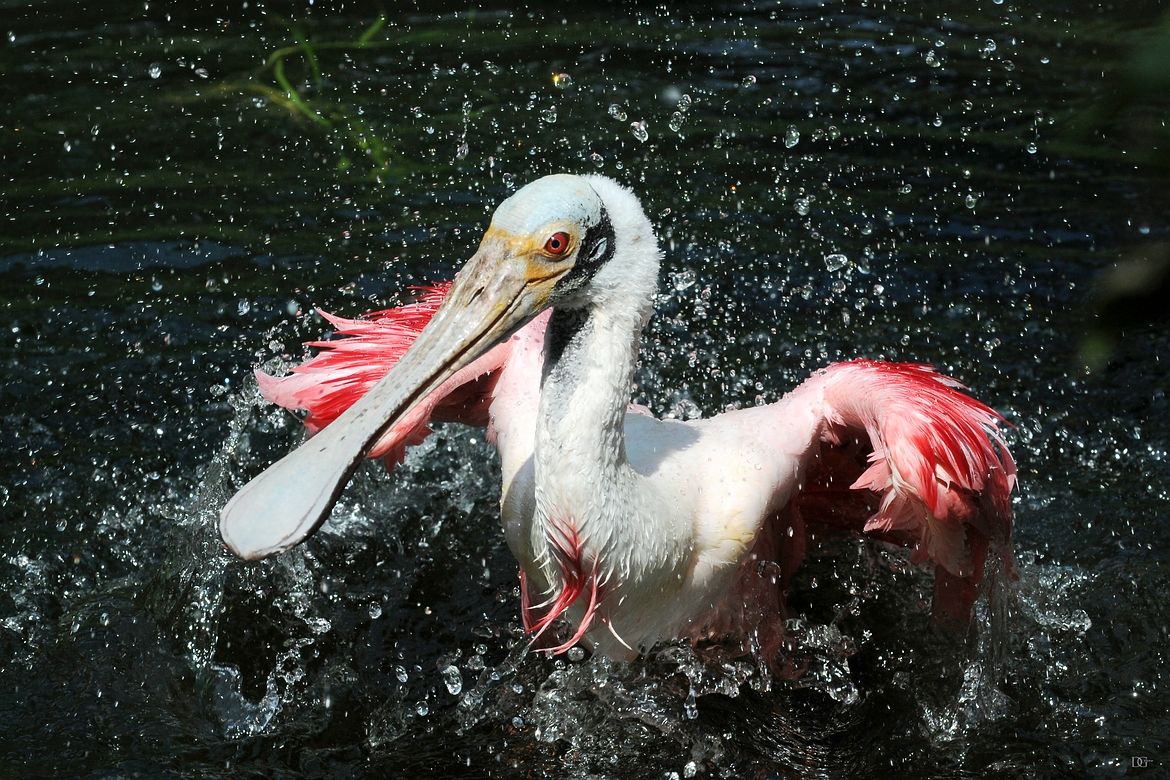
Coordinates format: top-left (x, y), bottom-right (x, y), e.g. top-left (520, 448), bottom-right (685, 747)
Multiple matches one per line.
top-left (456, 173), bottom-right (657, 316)
top-left (219, 174), bottom-right (657, 559)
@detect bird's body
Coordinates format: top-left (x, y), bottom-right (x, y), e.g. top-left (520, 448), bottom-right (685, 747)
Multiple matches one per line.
top-left (225, 174), bottom-right (1015, 661)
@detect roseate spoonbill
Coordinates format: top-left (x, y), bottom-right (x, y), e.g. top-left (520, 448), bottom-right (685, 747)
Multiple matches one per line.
top-left (220, 174), bottom-right (1015, 660)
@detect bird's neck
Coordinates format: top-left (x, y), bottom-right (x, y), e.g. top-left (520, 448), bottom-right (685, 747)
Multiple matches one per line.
top-left (535, 299), bottom-right (646, 480)
top-left (526, 175), bottom-right (665, 611)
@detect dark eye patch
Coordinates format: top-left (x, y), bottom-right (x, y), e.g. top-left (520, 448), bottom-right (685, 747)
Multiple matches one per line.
top-left (554, 199), bottom-right (615, 295)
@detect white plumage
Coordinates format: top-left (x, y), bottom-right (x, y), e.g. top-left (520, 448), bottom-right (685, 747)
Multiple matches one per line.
top-left (222, 174), bottom-right (1016, 661)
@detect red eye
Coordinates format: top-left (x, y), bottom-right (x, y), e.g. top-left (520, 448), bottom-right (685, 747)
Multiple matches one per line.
top-left (544, 231), bottom-right (570, 256)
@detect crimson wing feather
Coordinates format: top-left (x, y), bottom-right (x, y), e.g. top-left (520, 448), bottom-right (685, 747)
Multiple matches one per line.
top-left (792, 360), bottom-right (1016, 626)
top-left (256, 282), bottom-right (508, 470)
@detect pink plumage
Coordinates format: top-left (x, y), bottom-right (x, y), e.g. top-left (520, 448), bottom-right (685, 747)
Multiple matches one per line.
top-left (255, 282), bottom-right (1015, 650)
top-left (256, 282), bottom-right (510, 469)
top-left (522, 514), bottom-right (610, 654)
top-left (256, 284), bottom-right (451, 430)
top-left (804, 360), bottom-right (1016, 626)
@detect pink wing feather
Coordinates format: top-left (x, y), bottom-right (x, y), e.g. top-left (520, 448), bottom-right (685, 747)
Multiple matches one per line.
top-left (256, 283), bottom-right (511, 470)
top-left (802, 360), bottom-right (1016, 626)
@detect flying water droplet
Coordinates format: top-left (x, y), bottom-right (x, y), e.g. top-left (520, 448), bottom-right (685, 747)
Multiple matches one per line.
top-left (368, 602), bottom-right (382, 619)
top-left (741, 74), bottom-right (757, 88)
top-left (607, 104), bottom-right (627, 121)
top-left (456, 141), bottom-right (469, 159)
top-left (567, 646), bottom-right (585, 661)
top-left (965, 194), bottom-right (978, 209)
top-left (794, 197), bottom-right (811, 216)
top-left (395, 665), bottom-right (409, 682)
top-left (677, 93), bottom-right (693, 112)
top-left (540, 105), bottom-right (557, 124)
top-left (237, 300), bottom-right (251, 315)
top-left (684, 688), bottom-right (698, 719)
top-left (552, 72), bottom-right (572, 89)
top-left (824, 253), bottom-right (849, 272)
top-left (483, 61), bottom-right (501, 75)
top-left (784, 125), bottom-right (800, 148)
top-left (441, 665), bottom-right (463, 695)
top-left (668, 111), bottom-right (685, 132)
top-left (630, 121), bottom-right (649, 143)
top-left (304, 616), bottom-right (331, 634)
top-left (148, 63), bottom-right (161, 79)
top-left (1026, 142), bottom-right (1038, 154)
top-left (671, 269), bottom-right (696, 291)
top-left (416, 701), bottom-right (429, 716)
top-left (589, 151), bottom-right (604, 167)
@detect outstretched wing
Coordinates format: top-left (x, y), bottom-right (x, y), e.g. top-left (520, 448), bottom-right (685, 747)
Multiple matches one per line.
top-left (786, 360), bottom-right (1016, 625)
top-left (256, 283), bottom-right (511, 471)
top-left (683, 360), bottom-right (1015, 634)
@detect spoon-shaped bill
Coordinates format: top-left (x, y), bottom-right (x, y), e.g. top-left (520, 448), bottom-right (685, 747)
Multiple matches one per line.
top-left (219, 242), bottom-right (558, 560)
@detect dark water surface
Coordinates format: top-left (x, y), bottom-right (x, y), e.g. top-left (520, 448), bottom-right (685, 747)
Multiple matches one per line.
top-left (2, 1), bottom-right (1168, 777)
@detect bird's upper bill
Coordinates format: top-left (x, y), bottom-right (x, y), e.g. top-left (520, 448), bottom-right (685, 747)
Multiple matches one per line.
top-left (219, 174), bottom-right (605, 560)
